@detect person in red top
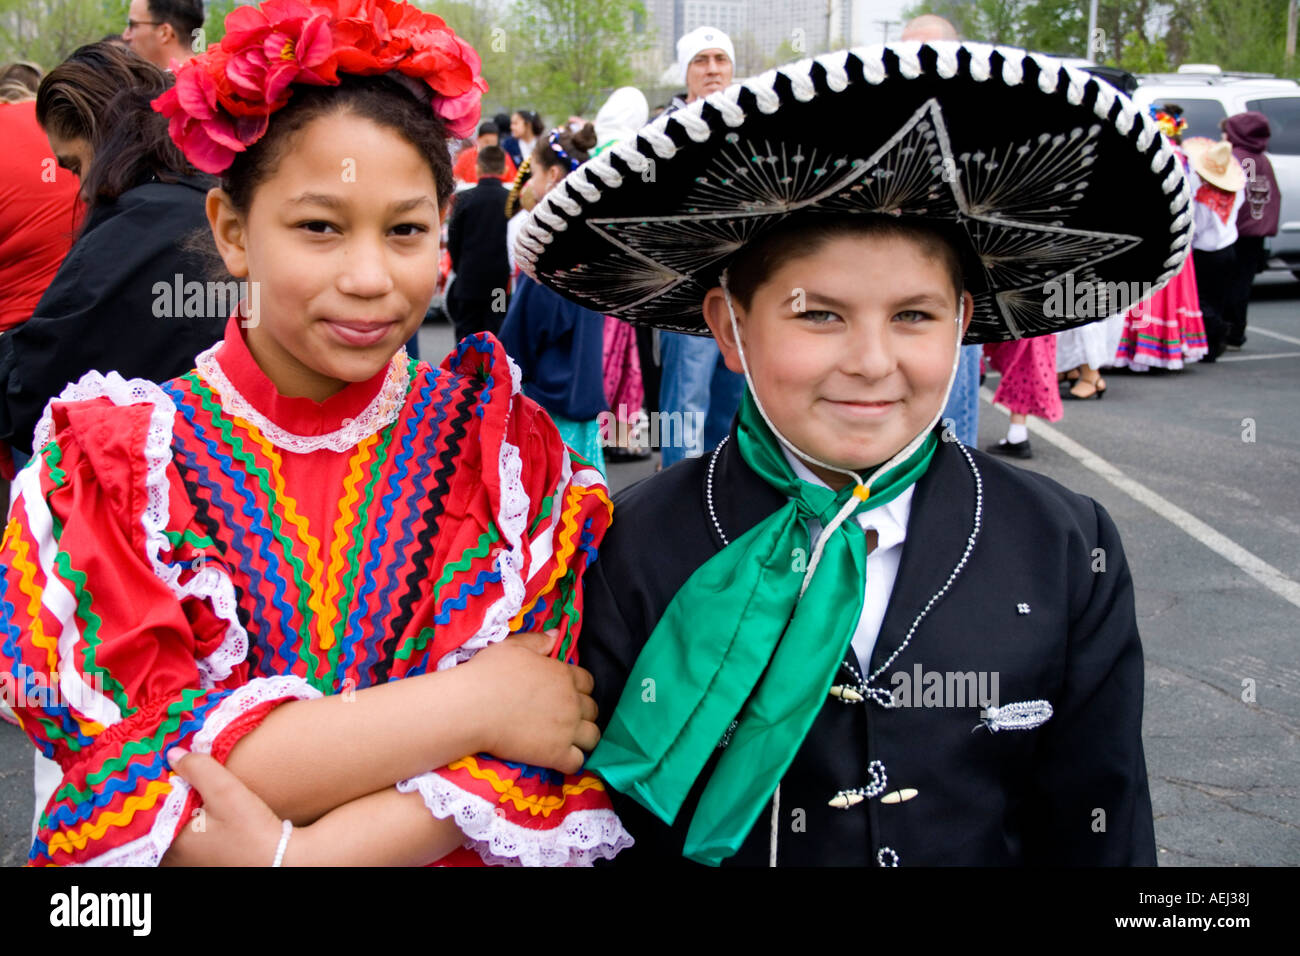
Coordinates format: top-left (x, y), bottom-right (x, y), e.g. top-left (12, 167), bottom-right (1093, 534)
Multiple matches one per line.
top-left (0, 99), bottom-right (81, 332)
top-left (451, 120), bottom-right (517, 186)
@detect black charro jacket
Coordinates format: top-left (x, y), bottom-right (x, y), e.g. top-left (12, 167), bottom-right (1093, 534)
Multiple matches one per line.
top-left (583, 424), bottom-right (1157, 867)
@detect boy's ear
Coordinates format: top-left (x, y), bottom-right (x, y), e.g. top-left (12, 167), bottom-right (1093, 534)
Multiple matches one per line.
top-left (959, 290), bottom-right (974, 340)
top-left (702, 287), bottom-right (745, 375)
top-left (206, 188), bottom-right (249, 279)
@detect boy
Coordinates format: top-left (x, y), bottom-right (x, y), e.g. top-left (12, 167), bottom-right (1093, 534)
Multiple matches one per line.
top-left (447, 144), bottom-right (513, 340)
top-left (517, 42), bottom-right (1188, 865)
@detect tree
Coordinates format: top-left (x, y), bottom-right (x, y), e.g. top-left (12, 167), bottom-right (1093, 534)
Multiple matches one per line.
top-left (899, 0), bottom-right (1297, 77)
top-left (433, 0), bottom-right (519, 116)
top-left (0, 0), bottom-right (126, 68)
top-left (510, 0), bottom-right (648, 121)
top-left (1185, 0), bottom-right (1294, 75)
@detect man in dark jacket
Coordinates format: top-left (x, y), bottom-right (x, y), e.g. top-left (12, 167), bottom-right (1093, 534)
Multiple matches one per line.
top-left (446, 145), bottom-right (511, 341)
top-left (1223, 112), bottom-right (1282, 349)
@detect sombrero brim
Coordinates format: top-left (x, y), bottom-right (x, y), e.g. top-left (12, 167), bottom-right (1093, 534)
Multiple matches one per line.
top-left (516, 42), bottom-right (1193, 343)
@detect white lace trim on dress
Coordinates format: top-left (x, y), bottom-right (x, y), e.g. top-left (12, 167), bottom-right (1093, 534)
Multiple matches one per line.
top-left (195, 343), bottom-right (412, 454)
top-left (436, 365), bottom-right (529, 671)
top-left (33, 370), bottom-right (251, 690)
top-left (74, 676), bottom-right (320, 866)
top-left (396, 769), bottom-right (634, 866)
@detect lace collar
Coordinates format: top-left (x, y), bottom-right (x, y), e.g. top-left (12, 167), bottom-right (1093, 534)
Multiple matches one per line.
top-left (194, 316), bottom-right (412, 454)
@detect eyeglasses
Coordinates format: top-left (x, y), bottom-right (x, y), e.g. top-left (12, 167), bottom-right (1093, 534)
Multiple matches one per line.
top-left (125, 18), bottom-right (162, 30)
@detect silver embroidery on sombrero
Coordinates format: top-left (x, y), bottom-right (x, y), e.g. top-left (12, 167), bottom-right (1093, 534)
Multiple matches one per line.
top-left (543, 98), bottom-right (1144, 340)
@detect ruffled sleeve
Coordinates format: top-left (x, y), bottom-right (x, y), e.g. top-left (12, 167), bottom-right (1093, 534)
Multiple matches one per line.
top-left (394, 335), bottom-right (633, 866)
top-left (1, 373), bottom-right (320, 866)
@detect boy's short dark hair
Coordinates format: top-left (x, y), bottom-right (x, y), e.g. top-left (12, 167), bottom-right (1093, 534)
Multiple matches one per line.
top-left (726, 214), bottom-right (966, 311)
top-left (477, 145), bottom-right (506, 175)
top-left (147, 0), bottom-right (204, 37)
top-left (478, 120), bottom-right (498, 137)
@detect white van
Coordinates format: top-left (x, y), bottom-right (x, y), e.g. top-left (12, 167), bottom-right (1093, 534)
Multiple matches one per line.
top-left (1131, 66), bottom-right (1300, 278)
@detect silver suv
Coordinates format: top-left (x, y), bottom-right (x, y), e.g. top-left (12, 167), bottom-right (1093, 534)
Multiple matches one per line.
top-left (1132, 66), bottom-right (1300, 278)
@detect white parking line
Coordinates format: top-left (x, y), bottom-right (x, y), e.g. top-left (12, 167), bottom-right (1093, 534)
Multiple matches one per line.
top-left (1249, 326), bottom-right (1300, 347)
top-left (1219, 350), bottom-right (1300, 362)
top-left (980, 388), bottom-right (1300, 610)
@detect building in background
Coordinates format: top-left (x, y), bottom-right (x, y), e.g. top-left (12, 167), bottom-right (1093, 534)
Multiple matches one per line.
top-left (639, 0), bottom-right (860, 81)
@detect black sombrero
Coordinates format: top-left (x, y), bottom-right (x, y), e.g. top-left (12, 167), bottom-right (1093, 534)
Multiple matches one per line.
top-left (516, 42), bottom-right (1193, 343)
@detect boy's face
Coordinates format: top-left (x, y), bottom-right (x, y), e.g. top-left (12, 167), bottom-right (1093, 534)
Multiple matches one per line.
top-left (704, 232), bottom-right (972, 487)
top-left (207, 110), bottom-right (440, 401)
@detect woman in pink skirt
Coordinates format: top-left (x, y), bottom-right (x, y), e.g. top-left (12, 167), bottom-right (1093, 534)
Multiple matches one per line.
top-left (984, 334), bottom-right (1063, 459)
top-left (1114, 106), bottom-right (1208, 371)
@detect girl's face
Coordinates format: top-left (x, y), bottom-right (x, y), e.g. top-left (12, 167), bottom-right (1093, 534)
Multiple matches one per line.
top-left (207, 111), bottom-right (440, 401)
top-left (527, 156), bottom-right (563, 203)
top-left (511, 112), bottom-right (527, 139)
top-left (46, 130), bottom-right (91, 198)
top-left (704, 232), bottom-right (972, 489)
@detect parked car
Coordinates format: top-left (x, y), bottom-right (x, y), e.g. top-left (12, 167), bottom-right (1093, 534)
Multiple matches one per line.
top-left (1132, 65), bottom-right (1300, 278)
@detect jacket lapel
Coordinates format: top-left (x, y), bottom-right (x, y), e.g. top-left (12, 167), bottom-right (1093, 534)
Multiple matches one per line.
top-left (868, 436), bottom-right (979, 676)
top-left (707, 423), bottom-right (788, 551)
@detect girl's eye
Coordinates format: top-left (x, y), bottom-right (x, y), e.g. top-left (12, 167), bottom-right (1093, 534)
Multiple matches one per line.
top-left (298, 220), bottom-right (337, 234)
top-left (390, 223), bottom-right (430, 237)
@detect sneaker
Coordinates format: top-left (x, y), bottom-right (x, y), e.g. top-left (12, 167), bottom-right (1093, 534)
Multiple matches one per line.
top-left (985, 438), bottom-right (1032, 459)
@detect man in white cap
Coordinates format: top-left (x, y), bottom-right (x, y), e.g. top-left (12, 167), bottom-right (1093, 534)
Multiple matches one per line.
top-left (656, 26), bottom-right (746, 469)
top-left (677, 26), bottom-right (735, 106)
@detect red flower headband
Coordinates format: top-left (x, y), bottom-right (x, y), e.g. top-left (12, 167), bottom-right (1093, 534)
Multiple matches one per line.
top-left (152, 0), bottom-right (487, 175)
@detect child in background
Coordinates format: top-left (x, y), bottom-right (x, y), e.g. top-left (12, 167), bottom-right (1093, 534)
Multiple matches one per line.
top-left (500, 124), bottom-right (609, 475)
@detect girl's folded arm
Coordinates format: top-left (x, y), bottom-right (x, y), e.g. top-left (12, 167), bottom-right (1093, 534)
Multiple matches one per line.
top-left (161, 748), bottom-right (466, 866)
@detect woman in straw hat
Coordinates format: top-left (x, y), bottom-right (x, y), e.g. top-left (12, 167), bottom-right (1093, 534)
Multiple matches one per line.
top-left (1183, 135), bottom-right (1246, 361)
top-left (516, 41), bottom-right (1180, 866)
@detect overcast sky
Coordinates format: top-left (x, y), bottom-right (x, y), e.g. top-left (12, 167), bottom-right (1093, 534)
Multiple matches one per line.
top-left (853, 0), bottom-right (915, 45)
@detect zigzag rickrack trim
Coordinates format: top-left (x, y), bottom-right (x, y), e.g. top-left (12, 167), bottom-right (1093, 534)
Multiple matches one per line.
top-left (195, 344), bottom-right (412, 454)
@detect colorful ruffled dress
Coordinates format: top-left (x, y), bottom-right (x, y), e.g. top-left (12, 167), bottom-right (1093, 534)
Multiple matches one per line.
top-left (0, 315), bottom-right (631, 866)
top-left (1113, 146), bottom-right (1208, 370)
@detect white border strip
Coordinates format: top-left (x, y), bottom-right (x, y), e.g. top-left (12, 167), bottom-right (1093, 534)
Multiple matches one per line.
top-left (981, 388), bottom-right (1300, 610)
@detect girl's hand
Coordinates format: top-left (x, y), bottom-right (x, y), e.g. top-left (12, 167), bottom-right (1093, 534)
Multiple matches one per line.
top-left (460, 629), bottom-right (600, 774)
top-left (160, 747), bottom-right (291, 866)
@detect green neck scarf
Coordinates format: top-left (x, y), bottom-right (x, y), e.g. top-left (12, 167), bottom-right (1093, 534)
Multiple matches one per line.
top-left (588, 390), bottom-right (938, 865)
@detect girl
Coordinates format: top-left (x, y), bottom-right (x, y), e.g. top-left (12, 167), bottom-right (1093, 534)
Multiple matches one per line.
top-left (515, 42), bottom-right (1185, 865)
top-left (505, 109), bottom-right (544, 168)
top-left (500, 124), bottom-right (609, 474)
top-left (0, 0), bottom-right (629, 867)
top-left (1112, 105), bottom-right (1208, 372)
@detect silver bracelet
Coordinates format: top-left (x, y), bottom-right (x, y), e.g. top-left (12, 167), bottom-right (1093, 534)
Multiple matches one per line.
top-left (271, 818), bottom-right (294, 867)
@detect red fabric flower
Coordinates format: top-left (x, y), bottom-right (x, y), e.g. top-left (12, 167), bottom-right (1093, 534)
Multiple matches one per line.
top-left (152, 0), bottom-right (485, 174)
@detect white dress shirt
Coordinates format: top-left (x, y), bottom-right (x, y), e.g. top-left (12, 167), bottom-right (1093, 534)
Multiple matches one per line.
top-left (781, 446), bottom-right (915, 675)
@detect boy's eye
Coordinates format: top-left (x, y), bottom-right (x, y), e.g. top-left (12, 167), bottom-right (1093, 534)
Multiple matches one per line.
top-left (895, 310), bottom-right (932, 323)
top-left (795, 310), bottom-right (839, 324)
top-left (390, 223), bottom-right (430, 237)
